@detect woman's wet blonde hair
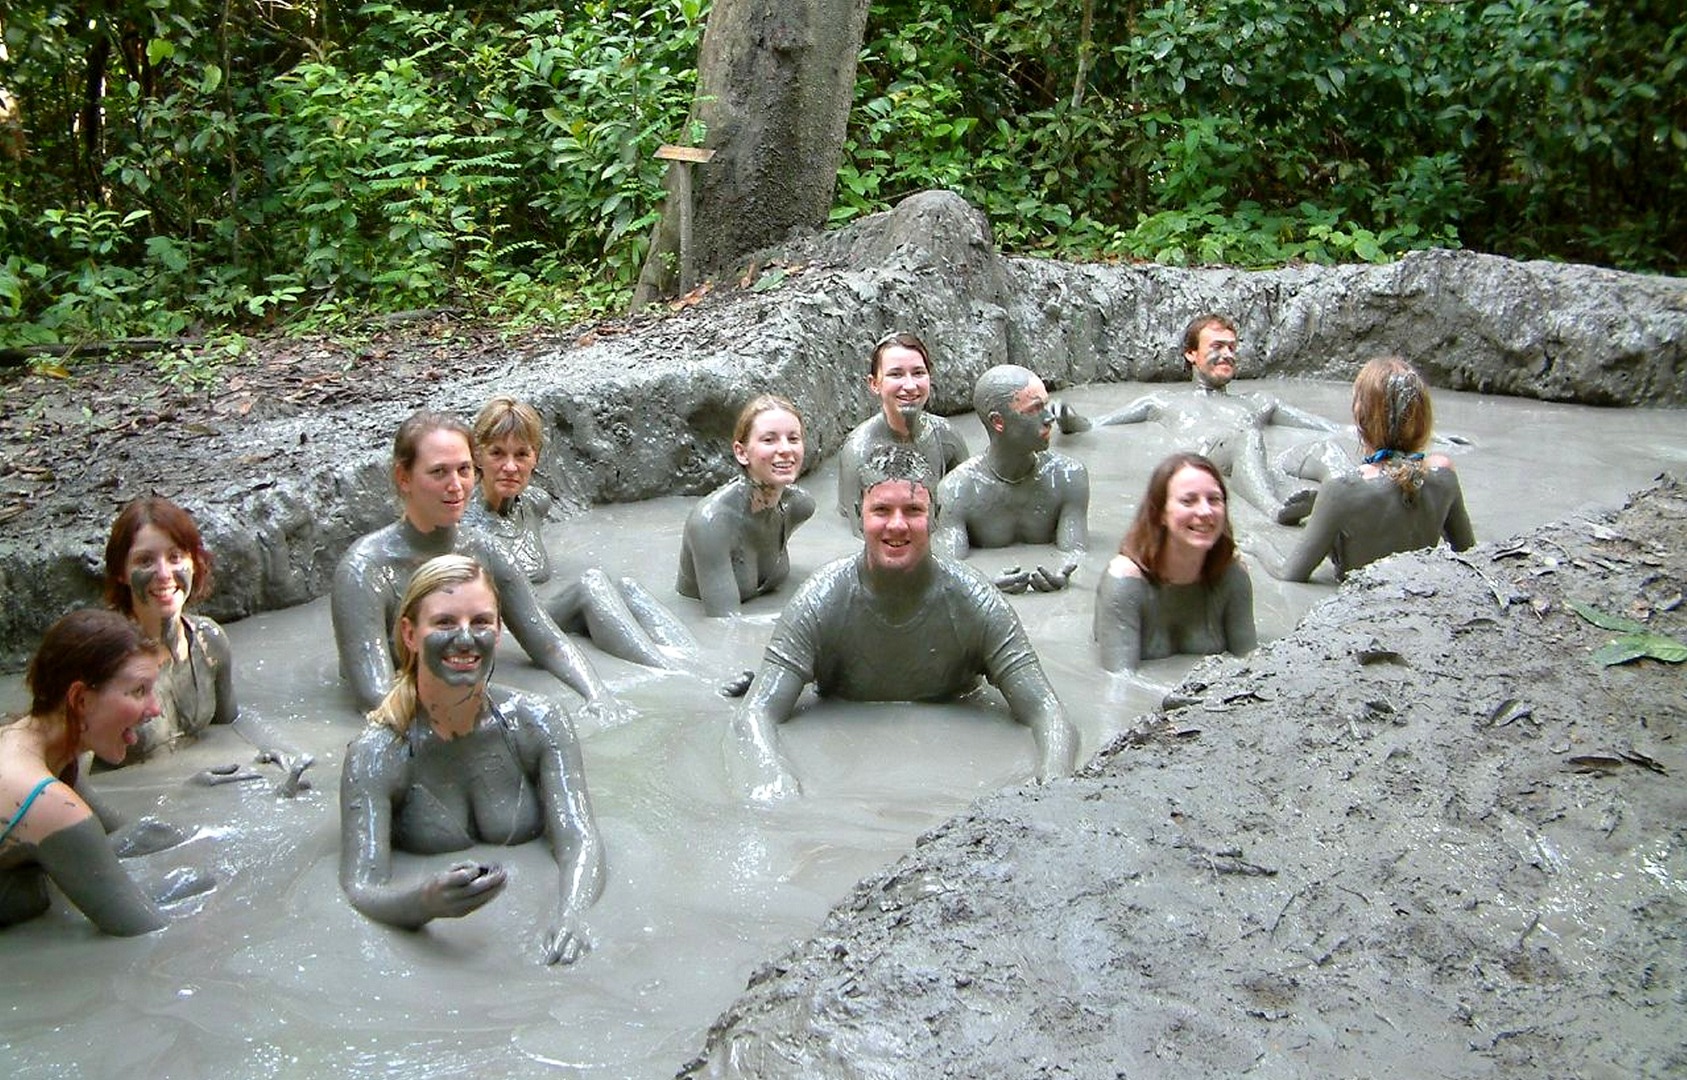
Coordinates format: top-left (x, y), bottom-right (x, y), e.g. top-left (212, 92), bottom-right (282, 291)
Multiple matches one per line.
top-left (1352, 357), bottom-right (1434, 501)
top-left (732, 394), bottom-right (804, 448)
top-left (472, 396), bottom-right (543, 453)
top-left (367, 554), bottom-right (500, 735)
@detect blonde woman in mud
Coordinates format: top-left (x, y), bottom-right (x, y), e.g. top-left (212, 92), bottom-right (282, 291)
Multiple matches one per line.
top-left (1271, 357), bottom-right (1474, 582)
top-left (1094, 452), bottom-right (1258, 673)
top-left (332, 410), bottom-right (625, 726)
top-left (338, 554), bottom-right (603, 965)
top-left (677, 394), bottom-right (817, 617)
top-left (100, 497), bottom-right (235, 759)
top-left (466, 396), bottom-right (696, 665)
top-left (1, 610), bottom-right (212, 935)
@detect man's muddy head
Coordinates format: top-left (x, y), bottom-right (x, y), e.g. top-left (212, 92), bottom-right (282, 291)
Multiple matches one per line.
top-left (1120, 452), bottom-right (1236, 585)
top-left (372, 554), bottom-right (500, 733)
top-left (103, 497), bottom-right (214, 617)
top-left (1353, 357), bottom-right (1433, 455)
top-left (1181, 313), bottom-right (1240, 389)
top-left (27, 608), bottom-right (164, 768)
top-left (974, 364), bottom-right (1053, 452)
top-left (868, 331), bottom-right (930, 379)
top-left (857, 444), bottom-right (935, 503)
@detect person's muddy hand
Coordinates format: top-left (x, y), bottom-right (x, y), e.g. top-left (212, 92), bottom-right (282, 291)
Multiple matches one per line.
top-left (1051, 402), bottom-right (1092, 434)
top-left (718, 669), bottom-right (755, 698)
top-left (541, 914), bottom-right (592, 966)
top-left (155, 865), bottom-right (216, 905)
top-left (422, 861), bottom-right (507, 920)
top-left (1027, 560), bottom-right (1079, 592)
top-left (191, 762), bottom-right (265, 787)
top-left (112, 817), bottom-right (192, 858)
top-left (274, 754), bottom-right (315, 798)
top-left (994, 566), bottom-right (1032, 594)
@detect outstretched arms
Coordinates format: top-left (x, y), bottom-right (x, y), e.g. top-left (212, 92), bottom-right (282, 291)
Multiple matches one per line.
top-left (338, 734), bottom-right (507, 930)
top-left (730, 663), bottom-right (807, 800)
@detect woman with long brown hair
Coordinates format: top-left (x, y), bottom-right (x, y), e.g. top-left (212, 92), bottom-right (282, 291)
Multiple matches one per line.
top-left (1094, 452), bottom-right (1257, 673)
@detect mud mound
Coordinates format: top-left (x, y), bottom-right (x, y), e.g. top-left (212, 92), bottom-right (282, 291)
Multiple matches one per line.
top-left (683, 480), bottom-right (1686, 1079)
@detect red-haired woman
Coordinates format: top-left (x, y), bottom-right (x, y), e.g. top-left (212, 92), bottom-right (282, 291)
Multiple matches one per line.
top-left (1094, 453), bottom-right (1258, 673)
top-left (104, 496), bottom-right (236, 757)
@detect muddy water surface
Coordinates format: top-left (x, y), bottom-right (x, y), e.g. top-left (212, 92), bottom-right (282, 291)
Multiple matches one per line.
top-left (3, 381), bottom-right (1683, 1078)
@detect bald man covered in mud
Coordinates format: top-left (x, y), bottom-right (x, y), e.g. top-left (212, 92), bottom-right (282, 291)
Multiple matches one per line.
top-left (734, 445), bottom-right (1077, 800)
top-left (1088, 313), bottom-right (1346, 524)
top-left (934, 364), bottom-right (1089, 593)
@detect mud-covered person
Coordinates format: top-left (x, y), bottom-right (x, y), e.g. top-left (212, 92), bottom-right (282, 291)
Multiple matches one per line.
top-left (934, 364), bottom-right (1090, 593)
top-left (678, 394), bottom-right (817, 617)
top-left (332, 409), bottom-right (625, 726)
top-left (734, 445), bottom-right (1077, 799)
top-left (100, 496), bottom-right (236, 758)
top-left (1268, 357), bottom-right (1474, 583)
top-left (339, 555), bottom-right (603, 964)
top-left (834, 331), bottom-right (969, 531)
top-left (1095, 452), bottom-right (1258, 673)
top-left (1090, 313), bottom-right (1347, 524)
top-left (466, 396), bottom-right (695, 668)
top-left (1, 610), bottom-right (213, 936)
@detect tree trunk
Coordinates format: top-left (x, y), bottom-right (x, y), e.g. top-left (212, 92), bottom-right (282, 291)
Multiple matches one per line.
top-left (631, 0), bottom-right (870, 309)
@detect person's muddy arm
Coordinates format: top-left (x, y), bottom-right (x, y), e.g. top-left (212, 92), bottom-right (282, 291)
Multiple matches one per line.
top-left (34, 816), bottom-right (166, 935)
top-left (1091, 396), bottom-right (1162, 426)
top-left (332, 554), bottom-right (396, 713)
top-left (201, 617), bottom-right (239, 726)
top-left (937, 417), bottom-right (970, 471)
top-left (1222, 565), bottom-right (1259, 656)
top-left (1438, 465), bottom-right (1476, 552)
top-left (999, 666), bottom-right (1078, 780)
top-left (731, 664), bottom-right (806, 800)
top-left (682, 504), bottom-right (747, 617)
top-left (1274, 486), bottom-right (1343, 582)
top-left (527, 703), bottom-right (605, 965)
top-left (1055, 466), bottom-right (1090, 555)
top-left (487, 545), bottom-right (621, 717)
top-left (1094, 562), bottom-right (1146, 673)
top-left (932, 473), bottom-right (973, 560)
top-left (1263, 399), bottom-right (1342, 433)
top-left (835, 442), bottom-right (863, 523)
top-left (338, 734), bottom-right (505, 929)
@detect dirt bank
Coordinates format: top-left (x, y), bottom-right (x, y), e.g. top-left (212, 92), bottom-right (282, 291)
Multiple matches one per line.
top-left (683, 480), bottom-right (1686, 1079)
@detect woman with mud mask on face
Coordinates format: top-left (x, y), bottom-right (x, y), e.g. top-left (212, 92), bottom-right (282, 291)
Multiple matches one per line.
top-left (338, 555), bottom-right (604, 964)
top-left (100, 497), bottom-right (236, 758)
top-left (465, 396), bottom-right (696, 667)
top-left (1, 609), bottom-right (213, 935)
top-left (677, 394), bottom-right (818, 617)
top-left (332, 410), bottom-right (625, 727)
top-left (1271, 358), bottom-right (1475, 583)
top-left (1094, 452), bottom-right (1258, 673)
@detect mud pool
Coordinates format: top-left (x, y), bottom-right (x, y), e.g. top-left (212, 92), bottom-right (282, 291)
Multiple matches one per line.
top-left (2, 379), bottom-right (1684, 1078)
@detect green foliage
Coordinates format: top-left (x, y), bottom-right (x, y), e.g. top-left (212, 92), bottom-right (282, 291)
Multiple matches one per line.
top-left (845, 0), bottom-right (1682, 270)
top-left (1, 0), bottom-right (705, 358)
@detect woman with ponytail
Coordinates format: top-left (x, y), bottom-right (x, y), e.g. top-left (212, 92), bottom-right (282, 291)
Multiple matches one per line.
top-left (1274, 358), bottom-right (1474, 582)
top-left (338, 555), bottom-right (604, 965)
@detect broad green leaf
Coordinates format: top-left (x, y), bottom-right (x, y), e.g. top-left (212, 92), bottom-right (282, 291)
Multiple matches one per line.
top-left (1567, 598), bottom-right (1647, 634)
top-left (1593, 633), bottom-right (1687, 666)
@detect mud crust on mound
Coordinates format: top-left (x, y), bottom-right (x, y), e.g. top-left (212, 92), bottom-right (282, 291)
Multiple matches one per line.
top-left (682, 479), bottom-right (1686, 1080)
